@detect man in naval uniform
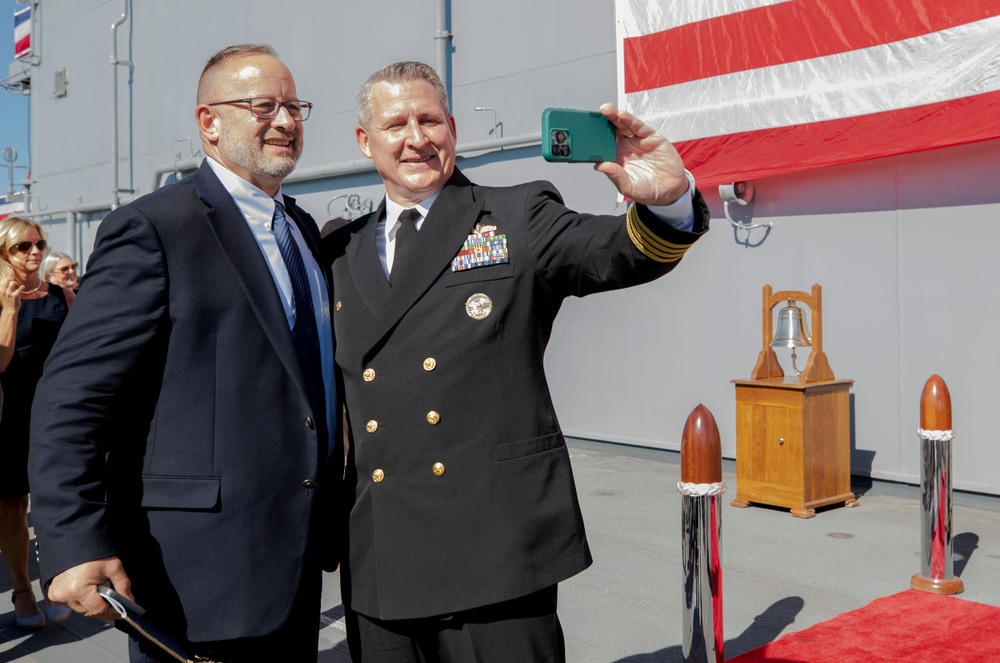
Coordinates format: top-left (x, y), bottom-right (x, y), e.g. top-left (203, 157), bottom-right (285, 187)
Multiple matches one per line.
top-left (325, 60), bottom-right (710, 662)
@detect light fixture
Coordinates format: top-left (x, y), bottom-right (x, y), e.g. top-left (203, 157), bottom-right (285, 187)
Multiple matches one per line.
top-left (719, 180), bottom-right (772, 243)
top-left (474, 106), bottom-right (502, 139)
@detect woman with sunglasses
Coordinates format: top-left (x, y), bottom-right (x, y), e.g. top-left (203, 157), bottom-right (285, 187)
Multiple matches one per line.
top-left (41, 251), bottom-right (80, 293)
top-left (0, 217), bottom-right (75, 629)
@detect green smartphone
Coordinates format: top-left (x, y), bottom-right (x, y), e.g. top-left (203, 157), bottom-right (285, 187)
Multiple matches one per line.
top-left (541, 108), bottom-right (617, 163)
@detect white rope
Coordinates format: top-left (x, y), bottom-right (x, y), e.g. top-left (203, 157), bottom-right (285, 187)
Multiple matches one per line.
top-left (677, 481), bottom-right (727, 497)
top-left (917, 428), bottom-right (955, 442)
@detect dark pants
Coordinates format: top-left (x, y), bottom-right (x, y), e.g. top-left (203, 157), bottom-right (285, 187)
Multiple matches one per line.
top-left (345, 586), bottom-right (565, 663)
top-left (128, 565), bottom-right (323, 663)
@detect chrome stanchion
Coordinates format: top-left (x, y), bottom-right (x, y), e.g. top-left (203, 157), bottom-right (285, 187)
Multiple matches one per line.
top-left (678, 404), bottom-right (725, 663)
top-left (911, 374), bottom-right (963, 595)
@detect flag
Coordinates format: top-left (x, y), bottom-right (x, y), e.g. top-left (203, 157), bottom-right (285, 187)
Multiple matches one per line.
top-left (616, 1), bottom-right (1000, 187)
top-left (0, 194), bottom-right (27, 221)
top-left (14, 4), bottom-right (31, 60)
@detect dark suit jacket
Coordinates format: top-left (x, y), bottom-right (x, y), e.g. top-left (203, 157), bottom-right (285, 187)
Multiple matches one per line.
top-left (28, 162), bottom-right (342, 643)
top-left (325, 168), bottom-right (709, 620)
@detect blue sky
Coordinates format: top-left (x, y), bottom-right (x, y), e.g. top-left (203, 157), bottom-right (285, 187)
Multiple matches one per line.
top-left (0, 0), bottom-right (31, 182)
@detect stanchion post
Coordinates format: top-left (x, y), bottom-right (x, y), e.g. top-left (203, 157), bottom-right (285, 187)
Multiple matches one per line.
top-left (911, 374), bottom-right (963, 594)
top-left (678, 404), bottom-right (724, 663)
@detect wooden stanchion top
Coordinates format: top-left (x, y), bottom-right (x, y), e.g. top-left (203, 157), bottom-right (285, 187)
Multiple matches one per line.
top-left (920, 374), bottom-right (952, 430)
top-left (681, 404), bottom-right (722, 484)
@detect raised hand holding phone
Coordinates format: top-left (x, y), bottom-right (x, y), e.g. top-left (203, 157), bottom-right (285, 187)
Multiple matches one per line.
top-left (593, 103), bottom-right (689, 207)
top-left (541, 104), bottom-right (689, 207)
top-left (542, 108), bottom-right (617, 163)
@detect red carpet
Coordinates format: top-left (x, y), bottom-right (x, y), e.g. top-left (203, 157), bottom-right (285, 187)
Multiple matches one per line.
top-left (728, 589), bottom-right (1000, 662)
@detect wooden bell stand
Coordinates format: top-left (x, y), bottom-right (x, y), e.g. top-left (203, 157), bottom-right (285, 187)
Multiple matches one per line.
top-left (731, 284), bottom-right (858, 517)
top-left (749, 284), bottom-right (833, 384)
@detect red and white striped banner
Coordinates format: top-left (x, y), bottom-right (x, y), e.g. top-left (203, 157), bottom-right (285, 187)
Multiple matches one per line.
top-left (14, 4), bottom-right (31, 60)
top-left (616, 1), bottom-right (1000, 187)
top-left (0, 195), bottom-right (26, 221)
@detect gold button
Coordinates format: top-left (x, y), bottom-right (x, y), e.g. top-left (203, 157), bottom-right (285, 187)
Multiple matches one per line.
top-left (426, 411), bottom-right (441, 425)
top-left (432, 462), bottom-right (445, 477)
top-left (423, 357), bottom-right (437, 371)
top-left (365, 420), bottom-right (378, 433)
top-left (335, 301), bottom-right (342, 311)
top-left (363, 368), bottom-right (376, 382)
top-left (372, 469), bottom-right (384, 482)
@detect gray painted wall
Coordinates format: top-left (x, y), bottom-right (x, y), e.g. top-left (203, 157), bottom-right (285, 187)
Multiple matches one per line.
top-left (18, 0), bottom-right (1000, 495)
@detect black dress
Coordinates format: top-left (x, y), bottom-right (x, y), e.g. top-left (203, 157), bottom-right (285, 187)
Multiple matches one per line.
top-left (0, 286), bottom-right (69, 499)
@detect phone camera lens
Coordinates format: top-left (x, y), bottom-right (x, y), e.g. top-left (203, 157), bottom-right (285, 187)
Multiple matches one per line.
top-left (556, 144), bottom-right (570, 157)
top-left (553, 130), bottom-right (568, 144)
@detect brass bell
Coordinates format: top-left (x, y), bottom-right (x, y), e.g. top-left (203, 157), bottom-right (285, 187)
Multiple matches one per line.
top-left (771, 301), bottom-right (811, 374)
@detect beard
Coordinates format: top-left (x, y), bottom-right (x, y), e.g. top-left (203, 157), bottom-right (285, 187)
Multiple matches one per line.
top-left (219, 130), bottom-right (301, 180)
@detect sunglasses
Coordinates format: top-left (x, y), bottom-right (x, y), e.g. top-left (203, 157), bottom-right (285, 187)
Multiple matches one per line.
top-left (10, 240), bottom-right (47, 253)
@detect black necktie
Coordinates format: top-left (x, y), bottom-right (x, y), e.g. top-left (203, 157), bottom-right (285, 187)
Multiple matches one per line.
top-left (273, 201), bottom-right (326, 437)
top-left (392, 208), bottom-right (421, 282)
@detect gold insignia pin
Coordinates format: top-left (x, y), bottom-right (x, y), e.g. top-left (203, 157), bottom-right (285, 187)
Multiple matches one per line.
top-left (465, 293), bottom-right (493, 320)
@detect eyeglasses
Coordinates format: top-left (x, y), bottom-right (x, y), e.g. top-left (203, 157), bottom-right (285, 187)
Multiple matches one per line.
top-left (207, 98), bottom-right (313, 121)
top-left (57, 262), bottom-right (79, 273)
top-left (10, 240), bottom-right (47, 253)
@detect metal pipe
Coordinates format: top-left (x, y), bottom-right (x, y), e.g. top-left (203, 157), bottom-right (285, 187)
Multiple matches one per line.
top-left (4, 147), bottom-right (15, 197)
top-left (679, 405), bottom-right (725, 663)
top-left (66, 210), bottom-right (77, 266)
top-left (166, 132), bottom-right (541, 186)
top-left (25, 200), bottom-right (111, 221)
top-left (919, 434), bottom-right (953, 578)
top-left (435, 0), bottom-right (451, 109)
top-left (911, 374), bottom-right (964, 594)
top-left (285, 132), bottom-right (541, 185)
top-left (110, 0), bottom-right (131, 209)
top-left (40, 131), bottom-right (542, 232)
top-left (681, 492), bottom-right (723, 663)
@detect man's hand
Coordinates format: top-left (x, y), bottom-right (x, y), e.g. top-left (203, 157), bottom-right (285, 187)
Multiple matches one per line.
top-left (47, 557), bottom-right (133, 620)
top-left (594, 103), bottom-right (689, 207)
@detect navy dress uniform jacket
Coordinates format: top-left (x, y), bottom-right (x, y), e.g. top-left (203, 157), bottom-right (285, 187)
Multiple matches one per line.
top-left (28, 162), bottom-right (342, 643)
top-left (325, 168), bottom-right (709, 621)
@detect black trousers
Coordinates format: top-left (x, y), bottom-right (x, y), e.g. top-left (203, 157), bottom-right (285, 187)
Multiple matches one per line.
top-left (345, 586), bottom-right (565, 663)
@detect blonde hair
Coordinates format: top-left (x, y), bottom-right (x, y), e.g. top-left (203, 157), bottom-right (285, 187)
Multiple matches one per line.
top-left (0, 216), bottom-right (47, 282)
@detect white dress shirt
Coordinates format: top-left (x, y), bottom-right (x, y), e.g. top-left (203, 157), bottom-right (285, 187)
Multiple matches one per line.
top-left (206, 157), bottom-right (335, 455)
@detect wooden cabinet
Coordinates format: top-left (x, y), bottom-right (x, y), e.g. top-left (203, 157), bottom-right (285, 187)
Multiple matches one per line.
top-left (731, 378), bottom-right (857, 518)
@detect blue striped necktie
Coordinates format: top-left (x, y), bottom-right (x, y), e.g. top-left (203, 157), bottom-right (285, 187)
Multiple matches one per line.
top-left (272, 201), bottom-right (326, 434)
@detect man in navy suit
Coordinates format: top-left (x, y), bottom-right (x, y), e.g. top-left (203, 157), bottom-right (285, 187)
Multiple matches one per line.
top-left (325, 61), bottom-right (709, 662)
top-left (29, 44), bottom-right (339, 662)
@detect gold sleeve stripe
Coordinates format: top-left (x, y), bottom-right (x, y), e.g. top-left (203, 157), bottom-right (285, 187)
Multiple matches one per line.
top-left (626, 204), bottom-right (694, 263)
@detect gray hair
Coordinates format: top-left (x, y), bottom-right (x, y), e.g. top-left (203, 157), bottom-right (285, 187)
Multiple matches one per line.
top-left (42, 250), bottom-right (73, 282)
top-left (356, 61), bottom-right (449, 129)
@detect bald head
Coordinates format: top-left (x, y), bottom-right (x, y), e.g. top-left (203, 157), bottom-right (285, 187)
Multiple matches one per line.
top-left (197, 44), bottom-right (278, 105)
top-left (194, 44), bottom-right (303, 195)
